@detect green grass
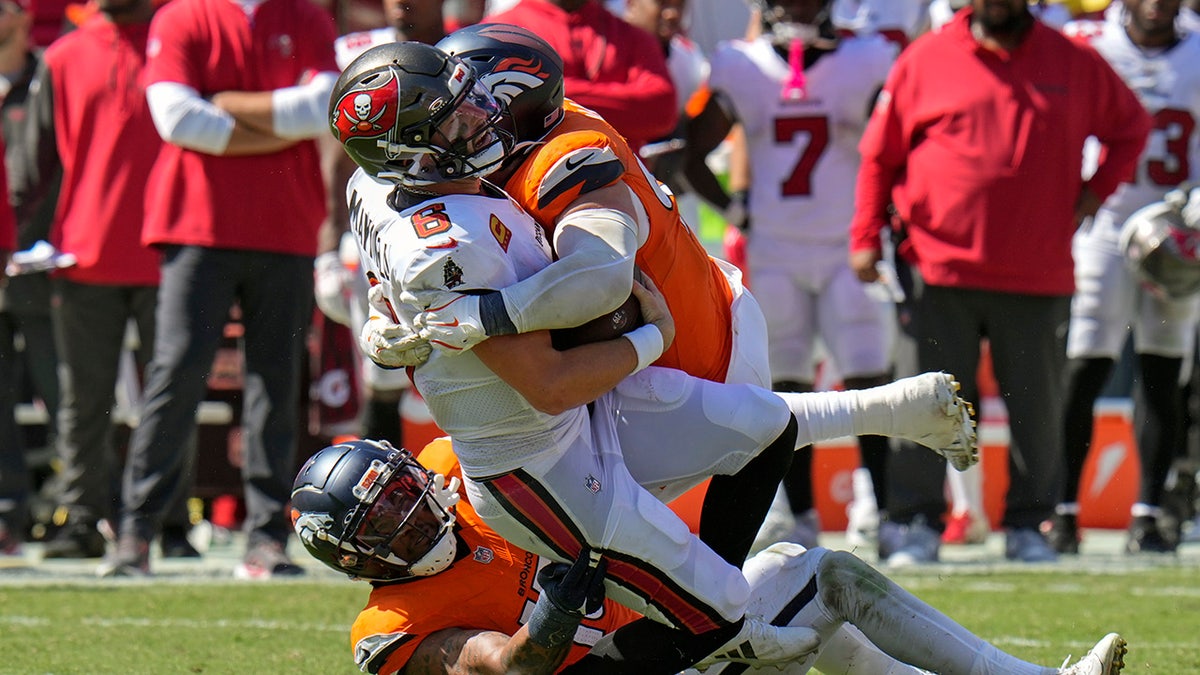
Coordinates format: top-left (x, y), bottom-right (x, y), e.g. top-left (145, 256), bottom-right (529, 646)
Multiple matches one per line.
top-left (0, 567), bottom-right (1196, 673)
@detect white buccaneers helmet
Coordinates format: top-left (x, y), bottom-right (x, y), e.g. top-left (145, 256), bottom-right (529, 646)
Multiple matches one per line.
top-left (1119, 185), bottom-right (1200, 299)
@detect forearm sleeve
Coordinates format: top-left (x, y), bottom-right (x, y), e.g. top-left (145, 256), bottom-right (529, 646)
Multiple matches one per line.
top-left (272, 71), bottom-right (338, 139)
top-left (499, 208), bottom-right (638, 333)
top-left (146, 81), bottom-right (234, 154)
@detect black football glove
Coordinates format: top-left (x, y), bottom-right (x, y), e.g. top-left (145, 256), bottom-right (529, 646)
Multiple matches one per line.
top-left (527, 549), bottom-right (607, 648)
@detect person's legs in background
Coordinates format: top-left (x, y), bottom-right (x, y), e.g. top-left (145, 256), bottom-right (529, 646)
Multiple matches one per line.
top-left (234, 250), bottom-right (313, 578)
top-left (102, 246), bottom-right (233, 576)
top-left (983, 290), bottom-right (1070, 563)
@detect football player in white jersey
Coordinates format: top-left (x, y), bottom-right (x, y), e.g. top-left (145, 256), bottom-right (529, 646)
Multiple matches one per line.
top-left (313, 0), bottom-right (450, 445)
top-left (1049, 0), bottom-right (1200, 555)
top-left (331, 40), bottom-right (990, 674)
top-left (684, 0), bottom-right (900, 549)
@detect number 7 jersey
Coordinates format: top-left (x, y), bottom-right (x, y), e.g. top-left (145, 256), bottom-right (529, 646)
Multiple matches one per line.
top-left (706, 35), bottom-right (896, 252)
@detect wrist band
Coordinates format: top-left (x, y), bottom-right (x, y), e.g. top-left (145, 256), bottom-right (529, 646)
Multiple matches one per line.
top-left (623, 324), bottom-right (664, 373)
top-left (526, 594), bottom-right (583, 648)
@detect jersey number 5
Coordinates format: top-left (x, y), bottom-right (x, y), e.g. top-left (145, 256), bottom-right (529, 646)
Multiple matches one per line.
top-left (775, 115), bottom-right (830, 197)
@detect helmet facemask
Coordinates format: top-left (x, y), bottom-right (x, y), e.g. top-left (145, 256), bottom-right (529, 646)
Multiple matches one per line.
top-left (291, 440), bottom-right (461, 582)
top-left (381, 78), bottom-right (513, 187)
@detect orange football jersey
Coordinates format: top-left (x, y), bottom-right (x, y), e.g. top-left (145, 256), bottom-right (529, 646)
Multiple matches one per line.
top-left (349, 439), bottom-right (640, 674)
top-left (502, 100), bottom-right (735, 383)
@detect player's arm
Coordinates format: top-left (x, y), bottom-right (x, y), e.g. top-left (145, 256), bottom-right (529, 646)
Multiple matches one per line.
top-left (417, 179), bottom-right (642, 353)
top-left (682, 89), bottom-right (747, 230)
top-left (498, 180), bottom-right (645, 332)
top-left (146, 81), bottom-right (296, 156)
top-left (403, 627), bottom-right (569, 675)
top-left (474, 280), bottom-right (673, 415)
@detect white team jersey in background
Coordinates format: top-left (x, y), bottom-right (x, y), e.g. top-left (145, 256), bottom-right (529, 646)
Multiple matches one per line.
top-left (1066, 21), bottom-right (1200, 241)
top-left (706, 35), bottom-right (896, 265)
top-left (335, 27), bottom-right (400, 71)
top-left (345, 169), bottom-right (583, 477)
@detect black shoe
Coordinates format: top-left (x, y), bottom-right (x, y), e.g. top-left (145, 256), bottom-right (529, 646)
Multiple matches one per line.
top-left (97, 533), bottom-right (151, 577)
top-left (160, 526), bottom-right (201, 558)
top-left (41, 522), bottom-right (107, 559)
top-left (1041, 512), bottom-right (1080, 555)
top-left (1125, 515), bottom-right (1177, 554)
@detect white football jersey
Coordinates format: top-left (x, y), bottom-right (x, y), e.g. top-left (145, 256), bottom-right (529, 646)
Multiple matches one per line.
top-left (345, 169), bottom-right (579, 477)
top-left (1067, 22), bottom-right (1200, 239)
top-left (335, 27), bottom-right (399, 71)
top-left (706, 35), bottom-right (896, 253)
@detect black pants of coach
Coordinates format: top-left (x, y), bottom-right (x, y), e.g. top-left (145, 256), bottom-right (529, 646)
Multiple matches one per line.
top-left (887, 269), bottom-right (1071, 532)
top-left (118, 245), bottom-right (313, 547)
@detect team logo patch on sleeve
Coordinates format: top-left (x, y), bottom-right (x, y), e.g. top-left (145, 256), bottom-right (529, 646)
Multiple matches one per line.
top-left (490, 215), bottom-right (512, 252)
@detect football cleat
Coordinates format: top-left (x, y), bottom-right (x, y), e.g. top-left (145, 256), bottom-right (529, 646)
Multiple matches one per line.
top-left (1058, 633), bottom-right (1127, 675)
top-left (863, 372), bottom-right (979, 471)
top-left (694, 616), bottom-right (821, 670)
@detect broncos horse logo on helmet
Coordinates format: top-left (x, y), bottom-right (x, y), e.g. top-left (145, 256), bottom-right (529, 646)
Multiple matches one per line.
top-left (329, 41), bottom-right (514, 186)
top-left (436, 23), bottom-right (566, 150)
top-left (290, 439), bottom-right (462, 581)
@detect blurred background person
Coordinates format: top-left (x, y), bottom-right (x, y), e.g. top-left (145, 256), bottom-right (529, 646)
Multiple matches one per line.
top-left (0, 0), bottom-right (50, 557)
top-left (850, 0), bottom-right (1150, 566)
top-left (9, 0), bottom-right (189, 561)
top-left (684, 0), bottom-right (899, 549)
top-left (483, 0), bottom-right (678, 153)
top-left (1048, 0), bottom-right (1200, 555)
top-left (101, 0), bottom-right (338, 578)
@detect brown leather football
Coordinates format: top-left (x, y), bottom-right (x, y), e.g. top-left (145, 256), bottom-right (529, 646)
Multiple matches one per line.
top-left (550, 294), bottom-right (643, 350)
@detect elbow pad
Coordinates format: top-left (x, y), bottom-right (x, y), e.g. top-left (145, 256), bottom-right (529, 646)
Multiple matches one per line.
top-left (500, 207), bottom-right (638, 333)
top-left (273, 71), bottom-right (338, 139)
top-left (146, 81), bottom-right (234, 154)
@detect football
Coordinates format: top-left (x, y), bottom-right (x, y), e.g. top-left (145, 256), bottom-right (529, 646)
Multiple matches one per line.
top-left (550, 294), bottom-right (643, 350)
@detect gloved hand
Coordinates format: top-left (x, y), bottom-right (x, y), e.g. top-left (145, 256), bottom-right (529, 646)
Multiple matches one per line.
top-left (415, 292), bottom-right (489, 353)
top-left (313, 251), bottom-right (354, 326)
top-left (359, 314), bottom-right (432, 369)
top-left (538, 548), bottom-right (607, 616)
top-left (724, 190), bottom-right (751, 232)
top-left (527, 548), bottom-right (607, 648)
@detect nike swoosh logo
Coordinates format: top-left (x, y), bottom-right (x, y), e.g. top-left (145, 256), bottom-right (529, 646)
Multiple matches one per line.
top-left (564, 155), bottom-right (588, 171)
top-left (435, 319), bottom-right (460, 327)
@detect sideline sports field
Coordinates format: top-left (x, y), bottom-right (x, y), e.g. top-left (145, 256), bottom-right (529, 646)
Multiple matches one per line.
top-left (2, 528), bottom-right (1197, 674)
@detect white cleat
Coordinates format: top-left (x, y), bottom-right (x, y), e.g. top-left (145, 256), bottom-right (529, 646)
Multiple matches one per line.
top-left (1059, 633), bottom-right (1127, 675)
top-left (695, 616), bottom-right (821, 670)
top-left (863, 372), bottom-right (979, 471)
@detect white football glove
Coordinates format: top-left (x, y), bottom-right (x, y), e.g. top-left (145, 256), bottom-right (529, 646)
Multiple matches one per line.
top-left (359, 314), bottom-right (432, 369)
top-left (415, 292), bottom-right (489, 353)
top-left (313, 251), bottom-right (353, 326)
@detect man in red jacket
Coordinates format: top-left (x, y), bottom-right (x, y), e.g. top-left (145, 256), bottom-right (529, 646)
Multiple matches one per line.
top-left (849, 0), bottom-right (1151, 565)
top-left (484, 0), bottom-right (677, 153)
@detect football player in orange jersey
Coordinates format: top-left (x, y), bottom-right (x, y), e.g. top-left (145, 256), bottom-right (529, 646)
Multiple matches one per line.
top-left (292, 437), bottom-right (1127, 675)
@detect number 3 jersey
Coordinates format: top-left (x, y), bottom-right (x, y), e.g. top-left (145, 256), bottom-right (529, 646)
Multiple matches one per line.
top-left (346, 169), bottom-right (581, 477)
top-left (706, 35), bottom-right (896, 261)
top-left (1066, 20), bottom-right (1200, 239)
